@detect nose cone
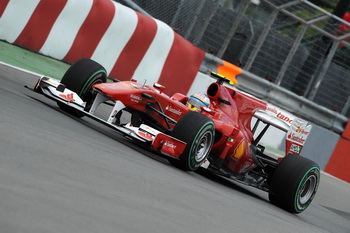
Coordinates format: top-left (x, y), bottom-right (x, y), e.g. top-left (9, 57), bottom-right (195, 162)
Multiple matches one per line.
top-left (93, 82), bottom-right (137, 95)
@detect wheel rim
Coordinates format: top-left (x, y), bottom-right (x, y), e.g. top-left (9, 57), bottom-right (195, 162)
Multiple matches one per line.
top-left (298, 174), bottom-right (317, 206)
top-left (194, 131), bottom-right (213, 162)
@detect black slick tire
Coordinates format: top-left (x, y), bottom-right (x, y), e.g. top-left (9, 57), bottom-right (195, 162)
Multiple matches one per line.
top-left (268, 154), bottom-right (320, 214)
top-left (58, 58), bottom-right (107, 117)
top-left (169, 111), bottom-right (214, 171)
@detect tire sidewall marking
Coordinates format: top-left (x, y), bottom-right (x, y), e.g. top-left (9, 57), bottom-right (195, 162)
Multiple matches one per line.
top-left (188, 122), bottom-right (214, 170)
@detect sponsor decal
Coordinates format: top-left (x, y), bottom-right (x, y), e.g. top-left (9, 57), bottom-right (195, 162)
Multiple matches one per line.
top-left (295, 126), bottom-right (310, 136)
top-left (59, 93), bottom-right (75, 101)
top-left (287, 133), bottom-right (306, 144)
top-left (276, 112), bottom-right (293, 124)
top-left (165, 105), bottom-right (182, 115)
top-left (289, 144), bottom-right (302, 154)
top-left (285, 118), bottom-right (311, 155)
top-left (266, 104), bottom-right (294, 124)
top-left (137, 131), bottom-right (154, 141)
top-left (232, 140), bottom-right (246, 159)
top-left (266, 106), bottom-right (278, 114)
top-left (164, 141), bottom-right (177, 149)
top-left (287, 118), bottom-right (311, 146)
top-left (130, 94), bottom-right (142, 103)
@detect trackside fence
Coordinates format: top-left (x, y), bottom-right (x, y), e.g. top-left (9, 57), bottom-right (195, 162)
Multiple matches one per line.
top-left (116, 0), bottom-right (350, 133)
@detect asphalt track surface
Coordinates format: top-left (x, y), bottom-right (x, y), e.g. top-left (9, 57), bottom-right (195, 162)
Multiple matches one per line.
top-left (1, 63), bottom-right (350, 233)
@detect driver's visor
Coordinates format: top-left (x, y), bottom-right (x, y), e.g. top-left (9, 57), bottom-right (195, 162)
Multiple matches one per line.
top-left (188, 97), bottom-right (205, 109)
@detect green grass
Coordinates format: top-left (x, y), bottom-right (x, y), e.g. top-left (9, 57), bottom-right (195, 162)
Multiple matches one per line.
top-left (0, 41), bottom-right (69, 79)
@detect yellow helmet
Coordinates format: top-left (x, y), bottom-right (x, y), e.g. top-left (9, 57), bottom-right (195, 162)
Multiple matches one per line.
top-left (186, 93), bottom-right (210, 111)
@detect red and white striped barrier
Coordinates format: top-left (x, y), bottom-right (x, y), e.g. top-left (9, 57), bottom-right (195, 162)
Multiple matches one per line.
top-left (0, 0), bottom-right (206, 95)
top-left (325, 122), bottom-right (350, 183)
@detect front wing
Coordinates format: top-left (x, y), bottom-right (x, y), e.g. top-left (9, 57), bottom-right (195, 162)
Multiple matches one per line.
top-left (30, 77), bottom-right (187, 158)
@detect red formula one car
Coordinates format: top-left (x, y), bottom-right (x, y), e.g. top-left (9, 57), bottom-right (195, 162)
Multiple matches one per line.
top-left (31, 58), bottom-right (320, 214)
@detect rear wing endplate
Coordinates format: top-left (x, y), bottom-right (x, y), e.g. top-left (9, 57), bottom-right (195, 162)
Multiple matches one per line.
top-left (254, 104), bottom-right (312, 156)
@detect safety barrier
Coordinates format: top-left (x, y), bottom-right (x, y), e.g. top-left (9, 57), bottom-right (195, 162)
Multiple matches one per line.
top-left (0, 0), bottom-right (241, 95)
top-left (0, 0), bottom-right (205, 95)
top-left (325, 122), bottom-right (350, 183)
top-left (236, 70), bottom-right (348, 134)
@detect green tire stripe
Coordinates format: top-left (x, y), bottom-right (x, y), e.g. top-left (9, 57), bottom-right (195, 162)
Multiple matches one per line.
top-left (294, 166), bottom-right (320, 213)
top-left (79, 69), bottom-right (107, 96)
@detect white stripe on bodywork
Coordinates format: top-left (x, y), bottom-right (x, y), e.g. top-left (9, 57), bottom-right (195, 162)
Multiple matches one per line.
top-left (131, 19), bottom-right (175, 85)
top-left (0, 0), bottom-right (40, 43)
top-left (187, 72), bottom-right (214, 96)
top-left (91, 2), bottom-right (138, 74)
top-left (39, 0), bottom-right (93, 60)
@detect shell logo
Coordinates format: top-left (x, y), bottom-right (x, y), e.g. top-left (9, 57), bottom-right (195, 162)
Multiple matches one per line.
top-left (233, 140), bottom-right (246, 159)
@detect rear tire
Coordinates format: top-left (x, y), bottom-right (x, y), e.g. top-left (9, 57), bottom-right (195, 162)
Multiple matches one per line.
top-left (268, 154), bottom-right (320, 214)
top-left (169, 111), bottom-right (214, 171)
top-left (58, 58), bottom-right (107, 117)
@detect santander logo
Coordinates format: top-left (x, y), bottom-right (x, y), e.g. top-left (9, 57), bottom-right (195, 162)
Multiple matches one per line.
top-left (276, 112), bottom-right (293, 124)
top-left (266, 105), bottom-right (294, 125)
top-left (288, 133), bottom-right (306, 144)
top-left (165, 105), bottom-right (182, 115)
top-left (164, 141), bottom-right (177, 149)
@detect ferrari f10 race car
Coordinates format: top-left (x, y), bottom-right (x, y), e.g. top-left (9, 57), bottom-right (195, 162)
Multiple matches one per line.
top-left (30, 58), bottom-right (320, 214)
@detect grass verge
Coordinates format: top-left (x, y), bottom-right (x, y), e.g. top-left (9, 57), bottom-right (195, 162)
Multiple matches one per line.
top-left (0, 41), bottom-right (69, 79)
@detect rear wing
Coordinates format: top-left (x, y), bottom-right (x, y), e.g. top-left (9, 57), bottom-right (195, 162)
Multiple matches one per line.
top-left (254, 104), bottom-right (312, 156)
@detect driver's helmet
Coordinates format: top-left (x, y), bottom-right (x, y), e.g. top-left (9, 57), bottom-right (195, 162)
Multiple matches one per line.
top-left (186, 92), bottom-right (210, 111)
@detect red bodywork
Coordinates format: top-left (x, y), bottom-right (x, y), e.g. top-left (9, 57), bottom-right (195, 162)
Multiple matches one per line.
top-left (93, 80), bottom-right (267, 174)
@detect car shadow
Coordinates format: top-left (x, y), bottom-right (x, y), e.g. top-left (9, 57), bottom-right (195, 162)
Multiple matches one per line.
top-left (195, 168), bottom-right (268, 202)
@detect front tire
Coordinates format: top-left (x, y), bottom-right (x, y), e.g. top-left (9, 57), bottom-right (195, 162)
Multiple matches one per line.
top-left (268, 154), bottom-right (320, 214)
top-left (169, 111), bottom-right (214, 171)
top-left (58, 58), bottom-right (107, 117)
